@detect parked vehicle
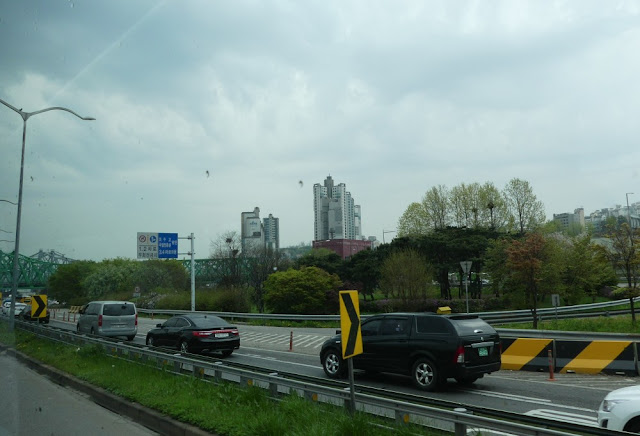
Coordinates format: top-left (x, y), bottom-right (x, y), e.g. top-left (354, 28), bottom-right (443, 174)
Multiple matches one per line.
top-left (320, 312), bottom-right (501, 391)
top-left (76, 301), bottom-right (137, 341)
top-left (598, 385), bottom-right (640, 432)
top-left (17, 304), bottom-right (50, 324)
top-left (2, 301), bottom-right (26, 316)
top-left (146, 313), bottom-right (240, 356)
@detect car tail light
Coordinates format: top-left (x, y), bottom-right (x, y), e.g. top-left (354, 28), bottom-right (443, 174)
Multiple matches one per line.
top-left (192, 329), bottom-right (239, 337)
top-left (98, 314), bottom-right (103, 327)
top-left (454, 345), bottom-right (465, 364)
top-left (135, 313), bottom-right (138, 326)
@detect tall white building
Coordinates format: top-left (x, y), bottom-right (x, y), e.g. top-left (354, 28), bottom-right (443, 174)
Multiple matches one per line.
top-left (263, 214), bottom-right (279, 251)
top-left (241, 207), bottom-right (280, 252)
top-left (313, 175), bottom-right (362, 241)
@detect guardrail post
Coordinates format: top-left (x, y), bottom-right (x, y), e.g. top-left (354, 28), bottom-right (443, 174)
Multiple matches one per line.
top-left (268, 373), bottom-right (279, 398)
top-left (548, 349), bottom-right (555, 381)
top-left (454, 408), bottom-right (471, 436)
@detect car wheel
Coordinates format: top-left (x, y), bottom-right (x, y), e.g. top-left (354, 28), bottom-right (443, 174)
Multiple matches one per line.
top-left (179, 340), bottom-right (189, 354)
top-left (322, 349), bottom-right (345, 378)
top-left (76, 324), bottom-right (81, 334)
top-left (90, 327), bottom-right (95, 335)
top-left (411, 358), bottom-right (440, 391)
top-left (624, 417), bottom-right (640, 433)
top-left (221, 350), bottom-right (233, 357)
top-left (146, 336), bottom-right (155, 346)
top-left (127, 335), bottom-right (135, 341)
top-left (455, 376), bottom-right (479, 385)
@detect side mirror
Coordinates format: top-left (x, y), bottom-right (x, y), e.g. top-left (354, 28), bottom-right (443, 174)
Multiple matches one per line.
top-left (156, 323), bottom-right (162, 328)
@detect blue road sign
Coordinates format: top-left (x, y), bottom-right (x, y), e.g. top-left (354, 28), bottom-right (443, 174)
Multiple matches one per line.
top-left (158, 233), bottom-right (178, 258)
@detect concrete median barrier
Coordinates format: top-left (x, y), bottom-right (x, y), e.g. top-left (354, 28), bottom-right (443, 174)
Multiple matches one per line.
top-left (500, 338), bottom-right (553, 372)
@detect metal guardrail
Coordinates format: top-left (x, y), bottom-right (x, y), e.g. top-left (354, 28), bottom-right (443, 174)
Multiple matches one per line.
top-left (7, 319), bottom-right (622, 436)
top-left (136, 297), bottom-right (640, 325)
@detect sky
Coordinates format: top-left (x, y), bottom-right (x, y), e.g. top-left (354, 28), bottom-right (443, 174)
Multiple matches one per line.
top-left (1, 0), bottom-right (640, 262)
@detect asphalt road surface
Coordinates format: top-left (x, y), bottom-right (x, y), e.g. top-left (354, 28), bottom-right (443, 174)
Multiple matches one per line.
top-left (0, 351), bottom-right (158, 436)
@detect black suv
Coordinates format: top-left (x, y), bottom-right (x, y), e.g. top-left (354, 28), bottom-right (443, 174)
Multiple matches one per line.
top-left (320, 312), bottom-right (501, 391)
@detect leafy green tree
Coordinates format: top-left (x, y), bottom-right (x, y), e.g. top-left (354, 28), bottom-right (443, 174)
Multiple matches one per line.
top-left (83, 259), bottom-right (141, 299)
top-left (422, 185), bottom-right (451, 229)
top-left (294, 248), bottom-right (343, 276)
top-left (506, 233), bottom-right (562, 328)
top-left (135, 259), bottom-right (189, 293)
top-left (342, 248), bottom-right (383, 301)
top-left (563, 233), bottom-right (617, 304)
top-left (242, 244), bottom-right (287, 312)
top-left (379, 249), bottom-right (433, 303)
top-left (596, 221), bottom-right (640, 321)
top-left (503, 178), bottom-right (546, 234)
top-left (397, 202), bottom-right (430, 236)
top-left (263, 266), bottom-right (342, 314)
top-left (47, 260), bottom-right (98, 305)
top-left (484, 237), bottom-right (516, 298)
top-left (209, 231), bottom-right (242, 287)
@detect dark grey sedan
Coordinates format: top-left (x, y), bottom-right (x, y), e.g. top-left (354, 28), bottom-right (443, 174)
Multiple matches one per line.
top-left (146, 313), bottom-right (240, 356)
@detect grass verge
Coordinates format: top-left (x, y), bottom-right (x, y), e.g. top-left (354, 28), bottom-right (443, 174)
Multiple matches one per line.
top-left (0, 324), bottom-right (439, 436)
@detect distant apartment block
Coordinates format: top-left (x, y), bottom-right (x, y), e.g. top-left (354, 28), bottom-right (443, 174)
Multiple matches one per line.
top-left (263, 214), bottom-right (279, 251)
top-left (585, 202), bottom-right (640, 230)
top-left (240, 207), bottom-right (280, 253)
top-left (553, 208), bottom-right (585, 231)
top-left (313, 175), bottom-right (362, 241)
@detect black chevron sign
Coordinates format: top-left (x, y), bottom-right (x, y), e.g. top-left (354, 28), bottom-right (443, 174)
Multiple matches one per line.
top-left (339, 290), bottom-right (362, 359)
top-left (32, 295), bottom-right (47, 318)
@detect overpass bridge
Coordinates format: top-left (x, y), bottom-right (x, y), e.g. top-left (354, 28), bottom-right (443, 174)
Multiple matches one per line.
top-left (0, 250), bottom-right (247, 290)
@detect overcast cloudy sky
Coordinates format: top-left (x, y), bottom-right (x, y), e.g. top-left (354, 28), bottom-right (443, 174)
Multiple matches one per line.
top-left (1, 0), bottom-right (639, 261)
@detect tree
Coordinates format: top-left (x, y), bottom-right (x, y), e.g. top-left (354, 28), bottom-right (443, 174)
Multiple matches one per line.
top-left (135, 259), bottom-right (189, 293)
top-left (596, 221), bottom-right (640, 321)
top-left (209, 231), bottom-right (242, 287)
top-left (450, 183), bottom-right (480, 228)
top-left (422, 185), bottom-right (450, 230)
top-left (242, 244), bottom-right (286, 312)
top-left (505, 233), bottom-right (562, 328)
top-left (263, 266), bottom-right (342, 314)
top-left (294, 248), bottom-right (343, 276)
top-left (47, 260), bottom-right (97, 305)
top-left (379, 249), bottom-right (433, 303)
top-left (397, 202), bottom-right (430, 237)
top-left (480, 182), bottom-right (509, 231)
top-left (503, 178), bottom-right (546, 234)
top-left (82, 259), bottom-right (141, 299)
top-left (342, 248), bottom-right (383, 301)
top-left (563, 232), bottom-right (617, 304)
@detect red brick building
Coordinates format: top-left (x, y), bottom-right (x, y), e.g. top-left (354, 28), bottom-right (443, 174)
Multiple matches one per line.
top-left (312, 239), bottom-right (372, 259)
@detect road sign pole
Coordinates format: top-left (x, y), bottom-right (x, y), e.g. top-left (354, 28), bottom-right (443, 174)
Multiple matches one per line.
top-left (465, 279), bottom-right (469, 314)
top-left (348, 358), bottom-right (355, 415)
top-left (190, 233), bottom-right (195, 312)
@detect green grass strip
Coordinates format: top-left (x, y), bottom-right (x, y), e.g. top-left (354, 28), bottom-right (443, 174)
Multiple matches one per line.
top-left (0, 325), bottom-right (441, 436)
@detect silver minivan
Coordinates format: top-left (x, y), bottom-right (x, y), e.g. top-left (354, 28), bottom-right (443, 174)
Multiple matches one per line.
top-left (76, 301), bottom-right (137, 341)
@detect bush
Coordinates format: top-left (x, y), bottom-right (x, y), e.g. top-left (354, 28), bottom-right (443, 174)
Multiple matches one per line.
top-left (152, 287), bottom-right (251, 312)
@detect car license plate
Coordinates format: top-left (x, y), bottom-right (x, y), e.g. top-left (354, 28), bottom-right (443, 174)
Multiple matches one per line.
top-left (478, 347), bottom-right (488, 357)
top-left (215, 333), bottom-right (229, 338)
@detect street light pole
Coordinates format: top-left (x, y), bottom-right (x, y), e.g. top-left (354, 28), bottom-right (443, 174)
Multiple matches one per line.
top-left (0, 97), bottom-right (94, 331)
top-left (626, 193), bottom-right (634, 229)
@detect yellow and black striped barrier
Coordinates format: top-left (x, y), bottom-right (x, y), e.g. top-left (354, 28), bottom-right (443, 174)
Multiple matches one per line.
top-left (500, 338), bottom-right (638, 376)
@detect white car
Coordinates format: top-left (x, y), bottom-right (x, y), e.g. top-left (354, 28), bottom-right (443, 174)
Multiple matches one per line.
top-left (1, 301), bottom-right (27, 316)
top-left (598, 385), bottom-right (640, 432)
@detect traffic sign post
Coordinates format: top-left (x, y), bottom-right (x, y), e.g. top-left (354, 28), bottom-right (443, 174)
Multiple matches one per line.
top-left (31, 294), bottom-right (47, 319)
top-left (460, 261), bottom-right (472, 314)
top-left (339, 290), bottom-right (362, 414)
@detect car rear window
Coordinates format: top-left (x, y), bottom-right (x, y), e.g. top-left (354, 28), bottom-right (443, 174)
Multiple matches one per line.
top-left (415, 316), bottom-right (452, 334)
top-left (103, 303), bottom-right (136, 316)
top-left (449, 317), bottom-right (495, 336)
top-left (190, 315), bottom-right (230, 329)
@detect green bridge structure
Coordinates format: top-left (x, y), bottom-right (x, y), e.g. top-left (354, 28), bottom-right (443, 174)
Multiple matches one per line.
top-left (0, 249), bottom-right (245, 291)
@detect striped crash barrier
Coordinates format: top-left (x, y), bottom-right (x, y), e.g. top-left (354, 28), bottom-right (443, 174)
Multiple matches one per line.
top-left (500, 337), bottom-right (638, 376)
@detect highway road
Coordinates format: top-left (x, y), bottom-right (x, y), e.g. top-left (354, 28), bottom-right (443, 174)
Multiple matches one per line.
top-left (0, 352), bottom-right (158, 436)
top-left (48, 313), bottom-right (640, 429)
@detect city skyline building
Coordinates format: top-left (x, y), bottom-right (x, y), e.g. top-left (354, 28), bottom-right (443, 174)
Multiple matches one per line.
top-left (313, 175), bottom-right (362, 241)
top-left (263, 213), bottom-right (279, 251)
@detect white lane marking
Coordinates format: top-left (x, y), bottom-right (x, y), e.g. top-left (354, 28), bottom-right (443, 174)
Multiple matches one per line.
top-left (524, 409), bottom-right (598, 426)
top-left (234, 349), bottom-right (321, 370)
top-left (461, 389), bottom-right (597, 413)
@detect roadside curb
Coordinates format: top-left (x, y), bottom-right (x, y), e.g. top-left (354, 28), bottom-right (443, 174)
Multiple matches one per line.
top-left (0, 344), bottom-right (216, 436)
